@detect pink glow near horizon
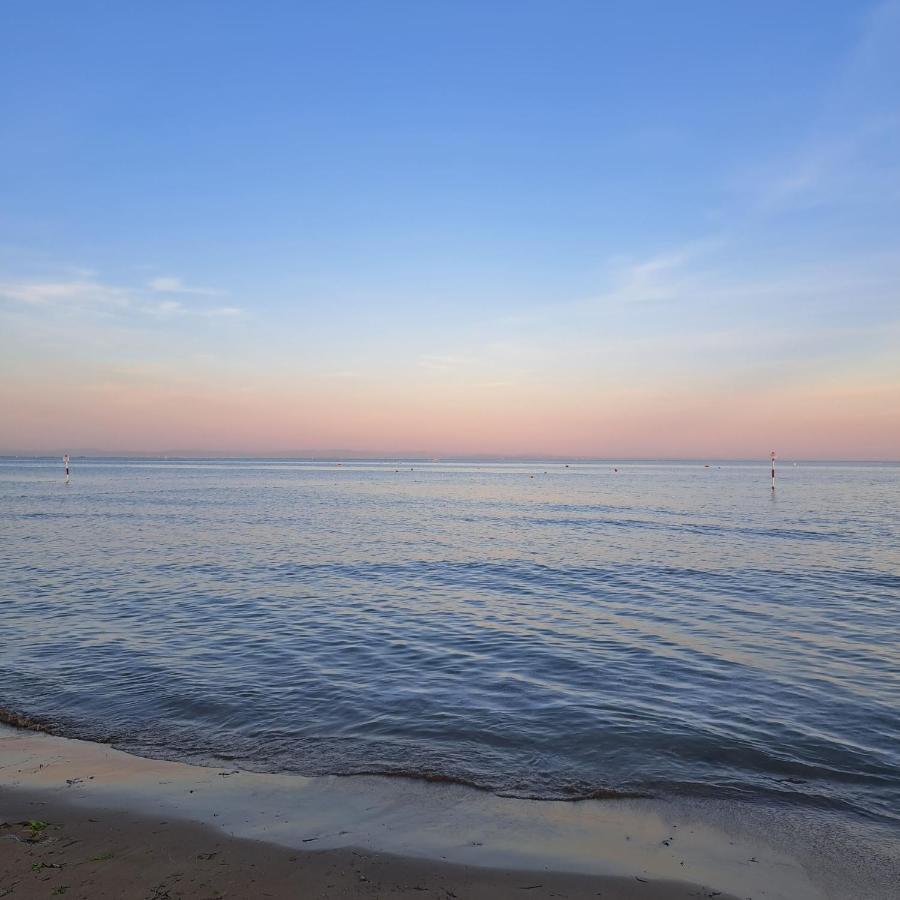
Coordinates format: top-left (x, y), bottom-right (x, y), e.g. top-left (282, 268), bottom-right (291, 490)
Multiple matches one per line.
top-left (4, 373), bottom-right (898, 459)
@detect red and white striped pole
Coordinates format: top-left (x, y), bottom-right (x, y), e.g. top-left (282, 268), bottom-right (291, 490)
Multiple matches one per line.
top-left (64, 452), bottom-right (70, 485)
top-left (770, 450), bottom-right (776, 492)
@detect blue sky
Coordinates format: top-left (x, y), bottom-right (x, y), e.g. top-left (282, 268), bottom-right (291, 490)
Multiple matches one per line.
top-left (1, 1), bottom-right (898, 456)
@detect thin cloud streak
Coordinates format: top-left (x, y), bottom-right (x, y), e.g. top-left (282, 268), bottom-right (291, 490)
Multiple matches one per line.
top-left (0, 273), bottom-right (241, 321)
top-left (148, 276), bottom-right (223, 296)
top-left (0, 279), bottom-right (130, 308)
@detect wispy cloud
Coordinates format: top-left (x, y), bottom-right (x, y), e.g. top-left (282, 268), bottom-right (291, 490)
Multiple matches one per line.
top-left (0, 279), bottom-right (130, 308)
top-left (756, 118), bottom-right (898, 211)
top-left (143, 299), bottom-right (184, 317)
top-left (417, 353), bottom-right (474, 372)
top-left (1, 272), bottom-right (241, 321)
top-left (141, 299), bottom-right (242, 319)
top-left (148, 276), bottom-right (222, 296)
top-left (564, 240), bottom-right (725, 312)
top-left (750, 1), bottom-right (900, 211)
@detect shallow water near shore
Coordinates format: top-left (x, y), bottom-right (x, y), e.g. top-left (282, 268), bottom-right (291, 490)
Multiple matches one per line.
top-left (1, 459), bottom-right (898, 841)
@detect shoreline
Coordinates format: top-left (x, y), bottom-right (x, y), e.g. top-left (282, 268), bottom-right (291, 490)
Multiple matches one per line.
top-left (0, 724), bottom-right (824, 900)
top-left (0, 703), bottom-right (651, 804)
top-left (1, 794), bottom-right (732, 900)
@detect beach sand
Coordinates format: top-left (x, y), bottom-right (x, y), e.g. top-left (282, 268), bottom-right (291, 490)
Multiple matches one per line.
top-left (0, 799), bottom-right (734, 900)
top-left (0, 724), bottom-right (819, 899)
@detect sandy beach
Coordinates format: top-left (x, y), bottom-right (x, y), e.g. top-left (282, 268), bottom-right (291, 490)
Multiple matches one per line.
top-left (1, 796), bottom-right (738, 900)
top-left (0, 724), bottom-right (825, 900)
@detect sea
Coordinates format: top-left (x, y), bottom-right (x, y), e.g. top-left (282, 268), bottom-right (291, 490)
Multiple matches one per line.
top-left (1, 458), bottom-right (898, 865)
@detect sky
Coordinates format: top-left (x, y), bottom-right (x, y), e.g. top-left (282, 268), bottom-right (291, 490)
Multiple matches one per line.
top-left (1, 1), bottom-right (898, 458)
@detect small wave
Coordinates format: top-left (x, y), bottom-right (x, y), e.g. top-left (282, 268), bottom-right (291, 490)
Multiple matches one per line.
top-left (334, 767), bottom-right (649, 801)
top-left (335, 768), bottom-right (493, 791)
top-left (0, 707), bottom-right (61, 735)
top-left (0, 708), bottom-right (650, 804)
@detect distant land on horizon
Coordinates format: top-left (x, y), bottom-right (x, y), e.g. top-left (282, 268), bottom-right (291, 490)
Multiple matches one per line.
top-left (2, 449), bottom-right (898, 464)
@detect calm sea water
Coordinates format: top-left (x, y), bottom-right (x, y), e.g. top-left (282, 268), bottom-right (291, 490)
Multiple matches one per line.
top-left (1, 459), bottom-right (898, 833)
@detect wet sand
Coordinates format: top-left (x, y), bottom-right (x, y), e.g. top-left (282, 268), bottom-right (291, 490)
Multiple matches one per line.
top-left (0, 799), bottom-right (735, 900)
top-left (0, 725), bottom-right (819, 899)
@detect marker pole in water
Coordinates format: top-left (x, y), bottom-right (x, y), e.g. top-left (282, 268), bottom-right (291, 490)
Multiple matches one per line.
top-left (64, 453), bottom-right (70, 485)
top-left (770, 450), bottom-right (776, 492)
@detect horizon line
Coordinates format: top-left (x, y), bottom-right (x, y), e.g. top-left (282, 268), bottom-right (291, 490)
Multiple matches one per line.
top-left (2, 450), bottom-right (898, 464)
